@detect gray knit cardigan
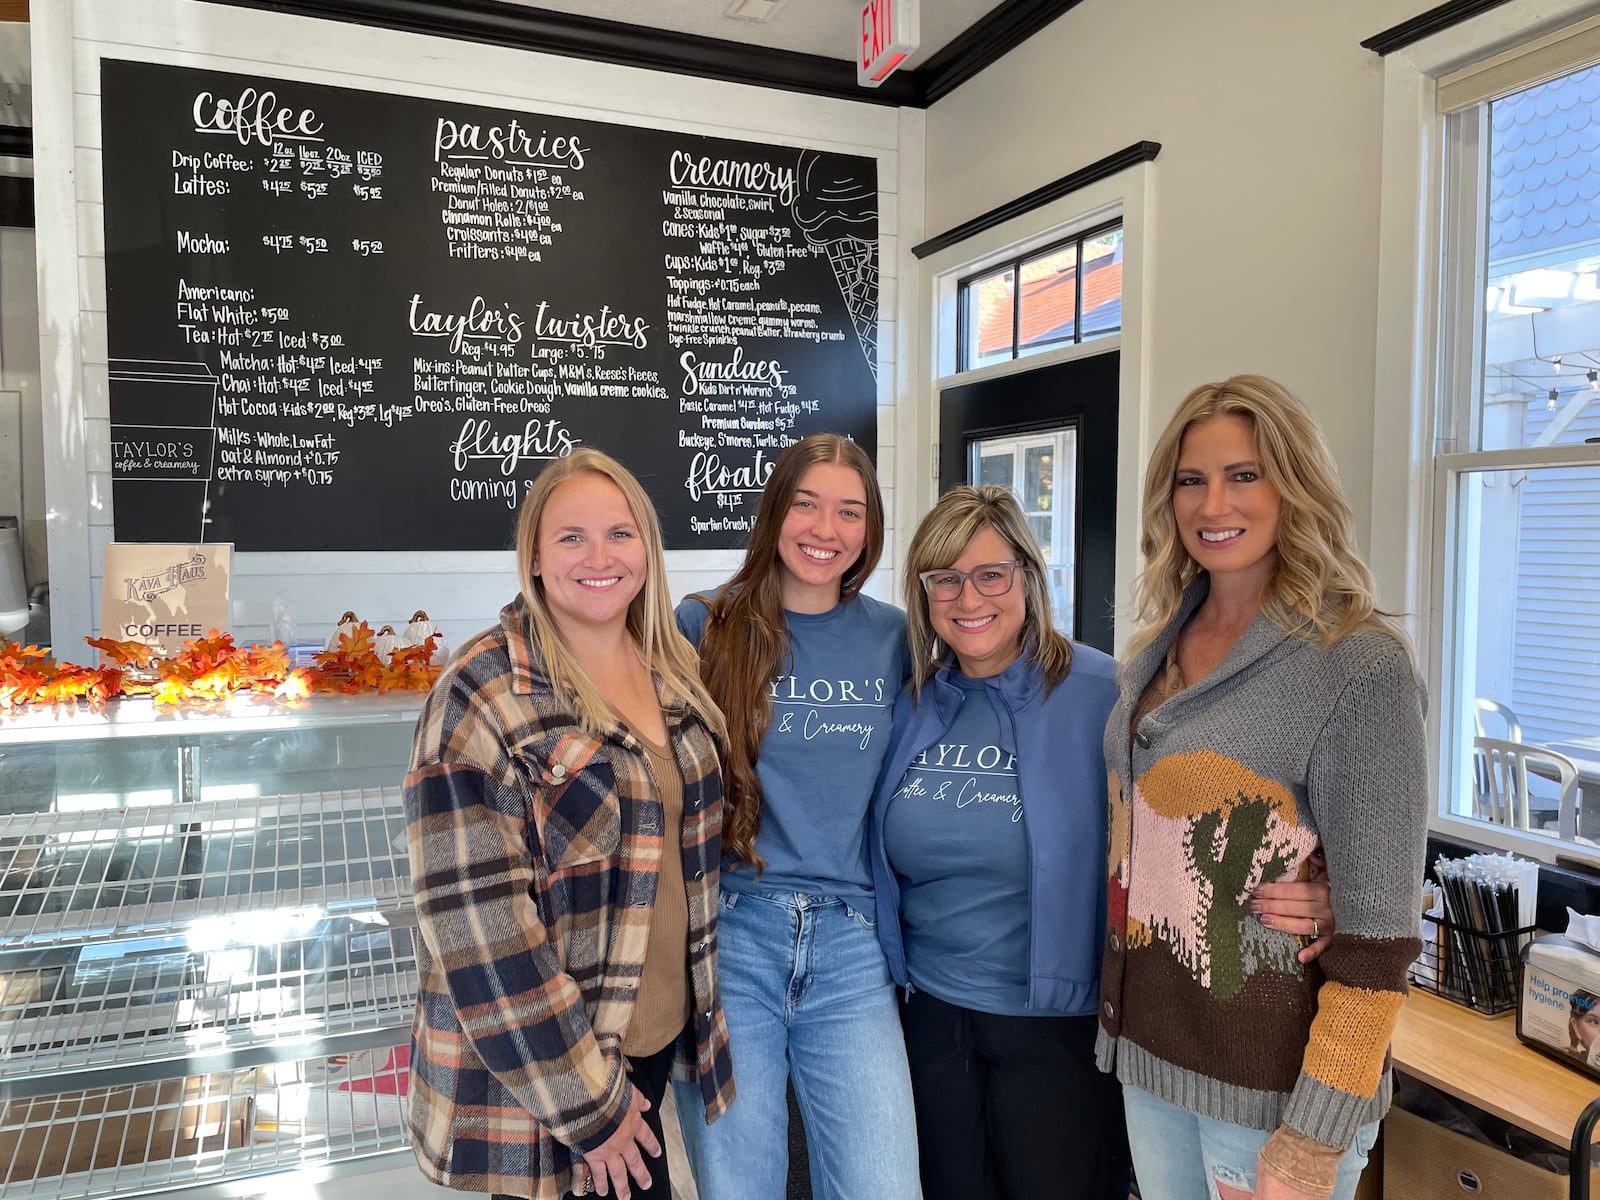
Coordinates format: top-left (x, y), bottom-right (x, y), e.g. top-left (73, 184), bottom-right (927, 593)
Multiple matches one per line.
top-left (1096, 580), bottom-right (1428, 1151)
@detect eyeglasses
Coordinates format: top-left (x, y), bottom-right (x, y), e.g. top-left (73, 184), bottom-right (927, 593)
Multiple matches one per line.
top-left (918, 562), bottom-right (1020, 602)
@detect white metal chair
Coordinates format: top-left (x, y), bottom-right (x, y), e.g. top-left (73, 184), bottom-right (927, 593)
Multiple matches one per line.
top-left (1473, 735), bottom-right (1581, 841)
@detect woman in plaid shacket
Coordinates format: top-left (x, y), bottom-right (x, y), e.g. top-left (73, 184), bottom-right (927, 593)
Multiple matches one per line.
top-left (405, 450), bottom-right (733, 1200)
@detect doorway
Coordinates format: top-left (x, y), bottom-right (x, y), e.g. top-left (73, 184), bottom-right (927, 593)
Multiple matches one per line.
top-left (938, 351), bottom-right (1118, 652)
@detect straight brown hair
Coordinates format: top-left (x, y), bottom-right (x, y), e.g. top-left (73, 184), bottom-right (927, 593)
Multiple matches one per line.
top-left (693, 434), bottom-right (883, 868)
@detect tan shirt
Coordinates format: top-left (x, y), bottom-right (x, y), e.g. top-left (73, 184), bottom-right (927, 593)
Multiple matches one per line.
top-left (624, 731), bottom-right (692, 1056)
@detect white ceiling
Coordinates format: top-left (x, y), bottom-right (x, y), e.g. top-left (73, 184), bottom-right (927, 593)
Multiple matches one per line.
top-left (495, 0), bottom-right (1007, 70)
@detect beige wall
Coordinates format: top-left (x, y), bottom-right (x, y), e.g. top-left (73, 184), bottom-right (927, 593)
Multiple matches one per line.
top-left (922, 0), bottom-right (1424, 553)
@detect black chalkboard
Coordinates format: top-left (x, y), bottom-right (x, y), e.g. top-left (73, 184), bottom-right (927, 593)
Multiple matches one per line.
top-left (100, 59), bottom-right (879, 552)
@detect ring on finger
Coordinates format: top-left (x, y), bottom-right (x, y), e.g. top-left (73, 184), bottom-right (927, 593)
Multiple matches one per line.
top-left (1312, 918), bottom-right (1321, 939)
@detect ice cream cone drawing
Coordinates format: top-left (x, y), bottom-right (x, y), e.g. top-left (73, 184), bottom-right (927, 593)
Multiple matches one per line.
top-left (791, 151), bottom-right (879, 381)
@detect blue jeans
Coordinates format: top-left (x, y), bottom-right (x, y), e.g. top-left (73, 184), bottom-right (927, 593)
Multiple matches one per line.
top-left (673, 890), bottom-right (921, 1200)
top-left (1122, 1085), bottom-right (1379, 1200)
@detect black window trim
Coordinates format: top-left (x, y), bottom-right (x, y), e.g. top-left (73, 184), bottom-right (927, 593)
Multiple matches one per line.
top-left (955, 217), bottom-right (1124, 372)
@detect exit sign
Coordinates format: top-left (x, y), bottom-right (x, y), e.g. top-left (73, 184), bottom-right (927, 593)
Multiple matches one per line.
top-left (858, 0), bottom-right (918, 88)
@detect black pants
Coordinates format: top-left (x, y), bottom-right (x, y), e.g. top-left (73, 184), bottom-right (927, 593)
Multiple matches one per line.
top-left (900, 988), bottom-right (1131, 1200)
top-left (492, 1036), bottom-right (676, 1200)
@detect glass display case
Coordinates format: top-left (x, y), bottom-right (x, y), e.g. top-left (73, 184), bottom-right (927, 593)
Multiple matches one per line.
top-left (0, 694), bottom-right (425, 1198)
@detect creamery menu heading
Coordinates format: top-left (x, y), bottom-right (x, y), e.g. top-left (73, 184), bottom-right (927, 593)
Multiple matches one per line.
top-left (100, 60), bottom-right (879, 551)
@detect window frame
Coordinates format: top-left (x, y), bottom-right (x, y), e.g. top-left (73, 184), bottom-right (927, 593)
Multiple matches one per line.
top-left (1373, 0), bottom-right (1600, 864)
top-left (955, 218), bottom-right (1123, 372)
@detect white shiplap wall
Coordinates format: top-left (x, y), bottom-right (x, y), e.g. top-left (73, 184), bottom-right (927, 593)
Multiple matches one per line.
top-left (35, 0), bottom-right (923, 655)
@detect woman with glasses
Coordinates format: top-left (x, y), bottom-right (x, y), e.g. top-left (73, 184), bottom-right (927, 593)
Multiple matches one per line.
top-left (867, 485), bottom-right (1128, 1199)
top-left (672, 434), bottom-right (921, 1200)
top-left (870, 485), bottom-right (1332, 1200)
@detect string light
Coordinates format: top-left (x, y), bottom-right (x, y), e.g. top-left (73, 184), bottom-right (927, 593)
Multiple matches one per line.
top-left (1549, 388), bottom-right (1560, 411)
top-left (1589, 369), bottom-right (1598, 392)
top-left (1554, 355), bottom-right (1564, 373)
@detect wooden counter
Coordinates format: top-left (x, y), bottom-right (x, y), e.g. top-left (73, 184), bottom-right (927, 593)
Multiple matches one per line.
top-left (1393, 989), bottom-right (1600, 1148)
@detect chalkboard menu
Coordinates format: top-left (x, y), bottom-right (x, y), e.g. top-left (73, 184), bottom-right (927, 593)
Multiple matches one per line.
top-left (100, 59), bottom-right (879, 551)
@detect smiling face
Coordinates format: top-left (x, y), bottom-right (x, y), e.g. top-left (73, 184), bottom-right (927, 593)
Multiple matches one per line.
top-left (531, 472), bottom-right (647, 635)
top-left (926, 525), bottom-right (1027, 679)
top-left (1171, 414), bottom-right (1282, 592)
top-left (775, 461), bottom-right (870, 612)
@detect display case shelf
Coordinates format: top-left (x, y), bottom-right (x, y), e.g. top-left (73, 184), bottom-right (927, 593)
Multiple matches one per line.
top-left (0, 786), bottom-right (411, 946)
top-left (0, 1047), bottom-right (413, 1197)
top-left (0, 694), bottom-right (425, 747)
top-left (0, 909), bottom-right (419, 1079)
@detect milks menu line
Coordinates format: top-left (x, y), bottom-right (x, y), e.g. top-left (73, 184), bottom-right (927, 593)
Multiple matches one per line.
top-left (100, 59), bottom-right (879, 552)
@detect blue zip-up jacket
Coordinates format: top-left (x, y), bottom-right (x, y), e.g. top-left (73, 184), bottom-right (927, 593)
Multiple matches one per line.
top-left (869, 644), bottom-right (1119, 1015)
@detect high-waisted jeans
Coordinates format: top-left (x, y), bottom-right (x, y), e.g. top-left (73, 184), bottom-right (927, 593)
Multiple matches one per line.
top-left (672, 889), bottom-right (921, 1200)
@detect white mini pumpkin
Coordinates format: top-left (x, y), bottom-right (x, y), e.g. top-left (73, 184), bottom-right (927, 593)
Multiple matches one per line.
top-left (372, 624), bottom-right (405, 664)
top-left (325, 610), bottom-right (360, 652)
top-left (402, 609), bottom-right (448, 664)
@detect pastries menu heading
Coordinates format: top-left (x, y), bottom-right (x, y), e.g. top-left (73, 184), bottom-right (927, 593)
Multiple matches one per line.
top-left (100, 60), bottom-right (879, 551)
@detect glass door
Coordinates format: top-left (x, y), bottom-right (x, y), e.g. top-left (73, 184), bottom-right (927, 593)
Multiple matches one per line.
top-left (938, 350), bottom-right (1118, 650)
top-left (968, 427), bottom-right (1079, 635)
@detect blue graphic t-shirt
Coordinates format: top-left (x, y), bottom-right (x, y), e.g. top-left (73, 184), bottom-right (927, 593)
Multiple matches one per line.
top-left (676, 590), bottom-right (907, 908)
top-left (882, 671), bottom-right (1032, 1014)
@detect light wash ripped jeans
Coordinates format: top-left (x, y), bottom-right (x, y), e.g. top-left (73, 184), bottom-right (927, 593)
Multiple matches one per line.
top-left (1123, 1084), bottom-right (1379, 1200)
top-left (673, 889), bottom-right (922, 1200)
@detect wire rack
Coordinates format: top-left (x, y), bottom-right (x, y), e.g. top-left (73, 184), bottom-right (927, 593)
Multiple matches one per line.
top-left (0, 911), bottom-right (419, 1076)
top-left (0, 1049), bottom-right (412, 1197)
top-left (0, 786), bottom-right (411, 945)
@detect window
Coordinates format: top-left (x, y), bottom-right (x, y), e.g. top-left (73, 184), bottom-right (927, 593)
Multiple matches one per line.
top-left (957, 222), bottom-right (1122, 371)
top-left (1433, 57), bottom-right (1600, 849)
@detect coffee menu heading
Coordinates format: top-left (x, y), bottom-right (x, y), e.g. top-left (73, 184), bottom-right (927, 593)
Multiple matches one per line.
top-left (100, 60), bottom-right (880, 551)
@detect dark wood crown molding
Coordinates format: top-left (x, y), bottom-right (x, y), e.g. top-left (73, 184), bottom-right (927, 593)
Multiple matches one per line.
top-left (918, 0), bottom-right (1089, 105)
top-left (205, 0), bottom-right (1086, 109)
top-left (206, 0), bottom-right (918, 105)
top-left (1362, 0), bottom-right (1517, 55)
top-left (912, 140), bottom-right (1159, 259)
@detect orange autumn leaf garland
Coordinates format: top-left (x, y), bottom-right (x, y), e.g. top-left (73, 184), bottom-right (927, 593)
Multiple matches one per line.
top-left (0, 642), bottom-right (123, 709)
top-left (307, 621), bottom-right (442, 695)
top-left (0, 623), bottom-right (443, 709)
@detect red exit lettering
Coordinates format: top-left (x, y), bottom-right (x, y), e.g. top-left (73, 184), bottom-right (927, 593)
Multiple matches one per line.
top-left (861, 0), bottom-right (892, 69)
top-left (858, 0), bottom-right (917, 88)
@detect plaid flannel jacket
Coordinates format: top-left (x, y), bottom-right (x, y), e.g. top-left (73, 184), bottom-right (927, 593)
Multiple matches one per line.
top-left (404, 599), bottom-right (734, 1199)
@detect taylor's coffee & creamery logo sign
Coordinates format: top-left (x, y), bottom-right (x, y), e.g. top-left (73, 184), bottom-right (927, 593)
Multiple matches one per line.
top-left (100, 543), bottom-right (233, 659)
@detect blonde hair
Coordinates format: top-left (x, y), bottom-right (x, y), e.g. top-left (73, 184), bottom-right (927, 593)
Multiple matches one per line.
top-left (514, 449), bottom-right (725, 741)
top-left (694, 433), bottom-right (884, 867)
top-left (1128, 374), bottom-right (1403, 658)
top-left (903, 485), bottom-right (1073, 700)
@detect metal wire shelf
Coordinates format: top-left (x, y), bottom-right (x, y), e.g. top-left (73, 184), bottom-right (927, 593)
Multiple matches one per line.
top-left (0, 787), bottom-right (411, 947)
top-left (0, 909), bottom-right (419, 1078)
top-left (0, 1046), bottom-right (412, 1198)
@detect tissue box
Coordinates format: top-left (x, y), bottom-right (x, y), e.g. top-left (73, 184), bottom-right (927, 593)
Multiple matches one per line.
top-left (1516, 933), bottom-right (1600, 1079)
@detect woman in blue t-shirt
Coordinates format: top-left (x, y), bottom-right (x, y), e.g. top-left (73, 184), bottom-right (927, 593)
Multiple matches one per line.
top-left (870, 486), bottom-right (1331, 1200)
top-left (672, 433), bottom-right (919, 1200)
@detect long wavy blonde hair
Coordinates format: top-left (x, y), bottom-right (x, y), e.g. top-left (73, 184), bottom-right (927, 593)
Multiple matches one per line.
top-left (1128, 375), bottom-right (1403, 658)
top-left (903, 485), bottom-right (1074, 701)
top-left (514, 449), bottom-right (726, 741)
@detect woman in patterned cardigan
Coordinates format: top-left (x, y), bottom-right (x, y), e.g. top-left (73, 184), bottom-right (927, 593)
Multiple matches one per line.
top-left (1098, 376), bottom-right (1428, 1200)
